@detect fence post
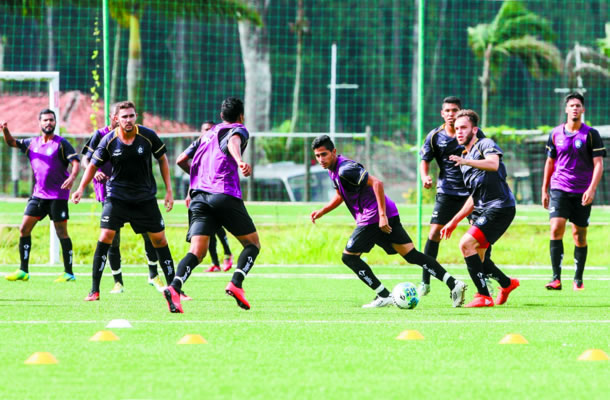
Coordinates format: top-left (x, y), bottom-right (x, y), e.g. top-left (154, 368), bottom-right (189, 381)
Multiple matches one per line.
top-left (247, 136), bottom-right (255, 201)
top-left (304, 134), bottom-right (310, 201)
top-left (365, 126), bottom-right (371, 171)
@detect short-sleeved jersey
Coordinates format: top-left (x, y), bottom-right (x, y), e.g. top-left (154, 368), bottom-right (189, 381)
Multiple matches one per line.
top-left (182, 137), bottom-right (201, 160)
top-left (546, 123), bottom-right (606, 194)
top-left (329, 155), bottom-right (399, 226)
top-left (81, 125), bottom-right (113, 202)
top-left (420, 125), bottom-right (486, 196)
top-left (460, 138), bottom-right (515, 209)
top-left (91, 125), bottom-right (166, 202)
top-left (16, 135), bottom-right (79, 200)
top-left (189, 122), bottom-right (249, 199)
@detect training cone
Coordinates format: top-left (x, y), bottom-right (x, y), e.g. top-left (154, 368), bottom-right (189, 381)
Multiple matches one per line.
top-left (396, 330), bottom-right (424, 340)
top-left (24, 352), bottom-right (58, 365)
top-left (106, 319), bottom-right (132, 329)
top-left (499, 333), bottom-right (528, 344)
top-left (578, 349), bottom-right (609, 361)
top-left (177, 334), bottom-right (207, 344)
top-left (89, 330), bottom-right (120, 341)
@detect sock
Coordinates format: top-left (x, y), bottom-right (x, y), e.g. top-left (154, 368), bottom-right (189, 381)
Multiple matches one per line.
top-left (59, 238), bottom-right (73, 275)
top-left (91, 241), bottom-right (111, 293)
top-left (465, 254), bottom-right (489, 296)
top-left (550, 239), bottom-right (564, 281)
top-left (19, 236), bottom-right (32, 273)
top-left (209, 235), bottom-right (220, 266)
top-left (155, 245), bottom-right (175, 285)
top-left (404, 249), bottom-right (456, 290)
top-left (107, 246), bottom-right (123, 285)
top-left (341, 253), bottom-right (390, 297)
top-left (231, 244), bottom-right (259, 288)
top-left (483, 248), bottom-right (510, 288)
top-left (170, 253), bottom-right (199, 292)
top-left (144, 235), bottom-right (159, 279)
top-left (422, 239), bottom-right (439, 284)
top-left (217, 227), bottom-right (232, 255)
top-left (574, 245), bottom-right (587, 281)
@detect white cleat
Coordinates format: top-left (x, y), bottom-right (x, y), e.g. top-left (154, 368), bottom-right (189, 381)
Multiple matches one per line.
top-left (109, 282), bottom-right (124, 294)
top-left (417, 282), bottom-right (431, 297)
top-left (362, 295), bottom-right (393, 308)
top-left (451, 280), bottom-right (467, 307)
top-left (148, 275), bottom-right (165, 292)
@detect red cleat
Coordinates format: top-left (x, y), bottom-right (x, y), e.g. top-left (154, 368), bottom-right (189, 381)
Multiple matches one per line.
top-left (163, 286), bottom-right (183, 313)
top-left (206, 265), bottom-right (221, 272)
top-left (545, 279), bottom-right (562, 290)
top-left (225, 281), bottom-right (250, 310)
top-left (573, 280), bottom-right (584, 291)
top-left (464, 293), bottom-right (494, 308)
top-left (222, 255), bottom-right (233, 272)
top-left (495, 278), bottom-right (520, 305)
top-left (84, 291), bottom-right (100, 301)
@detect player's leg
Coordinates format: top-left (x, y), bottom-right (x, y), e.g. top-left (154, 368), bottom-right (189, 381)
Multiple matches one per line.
top-left (206, 234), bottom-right (221, 272)
top-left (108, 230), bottom-right (124, 293)
top-left (48, 200), bottom-right (74, 281)
top-left (419, 224), bottom-right (442, 295)
top-left (87, 228), bottom-right (116, 301)
top-left (7, 214), bottom-right (38, 281)
top-left (217, 227), bottom-right (233, 271)
top-left (548, 217), bottom-right (567, 289)
top-left (572, 223), bottom-right (587, 290)
top-left (458, 232), bottom-right (493, 307)
top-left (148, 230), bottom-right (175, 287)
top-left (225, 231), bottom-right (260, 310)
top-left (142, 233), bottom-right (164, 290)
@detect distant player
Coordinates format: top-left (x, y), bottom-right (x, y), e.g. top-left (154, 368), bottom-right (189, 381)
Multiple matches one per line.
top-left (541, 93), bottom-right (605, 291)
top-left (310, 135), bottom-right (467, 308)
top-left (81, 104), bottom-right (164, 294)
top-left (164, 97), bottom-right (260, 313)
top-left (176, 120), bottom-right (233, 273)
top-left (71, 101), bottom-right (175, 301)
top-left (441, 110), bottom-right (519, 308)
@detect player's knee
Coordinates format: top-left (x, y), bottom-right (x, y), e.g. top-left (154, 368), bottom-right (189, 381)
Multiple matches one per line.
top-left (341, 253), bottom-right (361, 270)
top-left (572, 231), bottom-right (587, 247)
top-left (459, 236), bottom-right (477, 255)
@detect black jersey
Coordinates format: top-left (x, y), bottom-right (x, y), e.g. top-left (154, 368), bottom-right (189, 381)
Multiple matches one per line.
top-left (91, 125), bottom-right (167, 202)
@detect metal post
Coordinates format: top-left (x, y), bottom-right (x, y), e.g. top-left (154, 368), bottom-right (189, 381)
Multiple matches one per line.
top-left (103, 0), bottom-right (111, 125)
top-left (247, 137), bottom-right (255, 201)
top-left (49, 72), bottom-right (61, 264)
top-left (330, 43), bottom-right (337, 142)
top-left (365, 125), bottom-right (372, 171)
top-left (11, 147), bottom-right (18, 197)
top-left (304, 136), bottom-right (310, 201)
top-left (416, 0), bottom-right (425, 250)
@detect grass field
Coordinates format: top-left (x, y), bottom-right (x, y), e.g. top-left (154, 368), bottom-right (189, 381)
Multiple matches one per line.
top-left (0, 200), bottom-right (609, 399)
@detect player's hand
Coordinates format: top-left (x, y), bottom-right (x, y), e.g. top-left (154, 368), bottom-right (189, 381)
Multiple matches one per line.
top-left (164, 191), bottom-right (174, 212)
top-left (239, 161), bottom-right (252, 177)
top-left (379, 214), bottom-right (392, 234)
top-left (422, 175), bottom-right (433, 189)
top-left (61, 176), bottom-right (76, 190)
top-left (93, 171), bottom-right (108, 183)
top-left (440, 221), bottom-right (457, 240)
top-left (0, 121), bottom-right (7, 130)
top-left (185, 193), bottom-right (191, 208)
top-left (71, 189), bottom-right (82, 204)
top-left (310, 209), bottom-right (324, 224)
top-left (448, 154), bottom-right (466, 166)
top-left (541, 191), bottom-right (550, 209)
top-left (582, 189), bottom-right (595, 206)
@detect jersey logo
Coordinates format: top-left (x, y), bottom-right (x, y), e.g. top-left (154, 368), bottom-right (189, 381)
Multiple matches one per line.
top-left (137, 146), bottom-right (144, 154)
top-left (574, 139), bottom-right (582, 149)
top-left (47, 148), bottom-right (53, 155)
top-left (113, 150), bottom-right (122, 157)
top-left (475, 216), bottom-right (487, 226)
top-left (556, 139), bottom-right (564, 146)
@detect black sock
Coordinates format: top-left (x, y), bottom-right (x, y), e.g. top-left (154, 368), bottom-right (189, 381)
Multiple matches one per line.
top-left (59, 238), bottom-right (73, 275)
top-left (465, 254), bottom-right (489, 296)
top-left (422, 239), bottom-right (439, 284)
top-left (550, 239), bottom-right (564, 281)
top-left (143, 235), bottom-right (159, 279)
top-left (155, 245), bottom-right (175, 285)
top-left (483, 248), bottom-right (510, 288)
top-left (171, 252), bottom-right (200, 292)
top-left (231, 244), bottom-right (259, 288)
top-left (404, 249), bottom-right (456, 290)
top-left (107, 246), bottom-right (123, 285)
top-left (574, 245), bottom-right (587, 281)
top-left (217, 228), bottom-right (232, 255)
top-left (342, 253), bottom-right (390, 297)
top-left (209, 235), bottom-right (220, 266)
top-left (19, 236), bottom-right (32, 273)
top-left (92, 241), bottom-right (111, 293)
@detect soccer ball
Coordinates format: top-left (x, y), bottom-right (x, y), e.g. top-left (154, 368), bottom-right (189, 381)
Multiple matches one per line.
top-left (391, 282), bottom-right (419, 309)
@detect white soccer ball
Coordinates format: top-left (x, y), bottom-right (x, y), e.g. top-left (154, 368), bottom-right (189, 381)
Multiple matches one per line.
top-left (391, 282), bottom-right (419, 309)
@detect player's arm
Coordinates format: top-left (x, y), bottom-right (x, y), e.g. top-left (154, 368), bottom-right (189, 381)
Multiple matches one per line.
top-left (449, 153), bottom-right (499, 171)
top-left (541, 157), bottom-right (555, 209)
top-left (61, 158), bottom-right (81, 190)
top-left (582, 157), bottom-right (603, 206)
top-left (228, 134), bottom-right (251, 177)
top-left (176, 152), bottom-right (191, 174)
top-left (420, 160), bottom-right (433, 189)
top-left (71, 162), bottom-right (98, 204)
top-left (368, 174), bottom-right (391, 233)
top-left (310, 190), bottom-right (343, 223)
top-left (440, 196), bottom-right (474, 240)
top-left (1, 121), bottom-right (18, 147)
top-left (157, 154), bottom-right (174, 212)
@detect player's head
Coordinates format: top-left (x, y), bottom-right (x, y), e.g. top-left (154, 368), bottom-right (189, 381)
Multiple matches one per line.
top-left (38, 109), bottom-right (56, 135)
top-left (201, 120), bottom-right (215, 133)
top-left (441, 96), bottom-right (461, 127)
top-left (312, 135), bottom-right (337, 170)
top-left (109, 102), bottom-right (120, 129)
top-left (116, 101), bottom-right (137, 132)
top-left (220, 97), bottom-right (244, 123)
top-left (454, 109), bottom-right (479, 145)
top-left (564, 92), bottom-right (585, 122)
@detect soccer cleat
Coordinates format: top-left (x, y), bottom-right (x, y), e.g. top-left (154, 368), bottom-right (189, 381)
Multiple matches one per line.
top-left (148, 275), bottom-right (165, 292)
top-left (573, 280), bottom-right (584, 291)
top-left (163, 286), bottom-right (183, 313)
top-left (545, 279), bottom-right (562, 290)
top-left (222, 255), bottom-right (233, 272)
top-left (464, 293), bottom-right (494, 308)
top-left (206, 265), bottom-right (221, 272)
top-left (54, 273), bottom-right (76, 282)
top-left (180, 290), bottom-right (193, 301)
top-left (225, 281), bottom-right (250, 310)
top-left (84, 291), bottom-right (100, 301)
top-left (417, 282), bottom-right (431, 297)
top-left (451, 280), bottom-right (467, 308)
top-left (5, 269), bottom-right (29, 281)
top-left (485, 278), bottom-right (495, 297)
top-left (109, 282), bottom-right (124, 294)
top-left (495, 278), bottom-right (520, 305)
top-left (362, 295), bottom-right (393, 308)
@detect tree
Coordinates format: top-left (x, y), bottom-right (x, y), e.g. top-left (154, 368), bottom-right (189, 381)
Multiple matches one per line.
top-left (467, 1), bottom-right (561, 127)
top-left (286, 0), bottom-right (308, 149)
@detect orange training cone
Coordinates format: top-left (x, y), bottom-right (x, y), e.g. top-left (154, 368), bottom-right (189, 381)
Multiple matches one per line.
top-left (396, 330), bottom-right (424, 340)
top-left (24, 352), bottom-right (58, 365)
top-left (578, 349), bottom-right (609, 361)
top-left (499, 333), bottom-right (528, 344)
top-left (90, 330), bottom-right (120, 341)
top-left (177, 334), bottom-right (207, 344)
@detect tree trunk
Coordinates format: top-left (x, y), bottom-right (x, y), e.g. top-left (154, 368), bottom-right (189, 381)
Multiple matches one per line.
top-left (480, 43), bottom-right (492, 128)
top-left (287, 0), bottom-right (305, 149)
top-left (127, 14), bottom-right (143, 123)
top-left (425, 0), bottom-right (447, 102)
top-left (0, 35), bottom-right (5, 93)
top-left (46, 3), bottom-right (56, 71)
top-left (391, 0), bottom-right (403, 103)
top-left (410, 0), bottom-right (419, 136)
top-left (173, 18), bottom-right (187, 122)
top-left (110, 27), bottom-right (121, 105)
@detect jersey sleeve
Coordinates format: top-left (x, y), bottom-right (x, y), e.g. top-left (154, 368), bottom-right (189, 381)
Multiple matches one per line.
top-left (15, 138), bottom-right (33, 154)
top-left (182, 138), bottom-right (201, 159)
top-left (546, 132), bottom-right (557, 159)
top-left (91, 134), bottom-right (111, 167)
top-left (338, 160), bottom-right (369, 191)
top-left (420, 131), bottom-right (435, 161)
top-left (149, 130), bottom-right (167, 159)
top-left (230, 127), bottom-right (249, 153)
top-left (478, 138), bottom-right (503, 158)
top-left (82, 130), bottom-right (103, 159)
top-left (60, 138), bottom-right (80, 165)
top-left (588, 128), bottom-right (606, 158)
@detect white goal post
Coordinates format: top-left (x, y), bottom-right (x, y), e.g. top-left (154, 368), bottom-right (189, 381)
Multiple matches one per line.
top-left (0, 71), bottom-right (61, 264)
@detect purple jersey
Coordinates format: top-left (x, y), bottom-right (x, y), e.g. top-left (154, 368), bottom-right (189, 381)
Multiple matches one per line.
top-left (16, 135), bottom-right (79, 200)
top-left (189, 122), bottom-right (249, 199)
top-left (329, 155), bottom-right (399, 226)
top-left (546, 123), bottom-right (606, 193)
top-left (82, 125), bottom-right (114, 202)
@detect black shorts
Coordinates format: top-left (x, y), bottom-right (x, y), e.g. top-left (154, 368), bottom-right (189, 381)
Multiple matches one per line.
top-left (24, 197), bottom-right (69, 222)
top-left (100, 197), bottom-right (165, 234)
top-left (187, 191), bottom-right (256, 242)
top-left (470, 206), bottom-right (515, 245)
top-left (430, 193), bottom-right (470, 225)
top-left (549, 189), bottom-right (591, 227)
top-left (346, 215), bottom-right (412, 255)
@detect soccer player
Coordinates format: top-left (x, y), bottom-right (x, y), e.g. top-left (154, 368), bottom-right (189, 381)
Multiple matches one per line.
top-left (1, 109), bottom-right (80, 282)
top-left (440, 110), bottom-right (519, 308)
top-left (176, 121), bottom-right (233, 273)
top-left (310, 135), bottom-right (467, 308)
top-left (541, 93), bottom-right (606, 291)
top-left (81, 104), bottom-right (164, 294)
top-left (71, 101), bottom-right (175, 301)
top-left (163, 97), bottom-right (260, 313)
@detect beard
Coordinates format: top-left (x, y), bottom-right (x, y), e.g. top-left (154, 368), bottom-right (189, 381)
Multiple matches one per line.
top-left (41, 125), bottom-right (55, 135)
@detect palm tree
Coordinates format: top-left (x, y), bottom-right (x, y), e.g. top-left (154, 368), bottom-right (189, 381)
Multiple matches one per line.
top-left (467, 1), bottom-right (561, 127)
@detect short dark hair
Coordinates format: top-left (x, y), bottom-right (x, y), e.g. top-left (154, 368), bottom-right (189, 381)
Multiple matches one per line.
top-left (110, 102), bottom-right (120, 117)
top-left (203, 120), bottom-right (215, 125)
top-left (220, 97), bottom-right (244, 123)
top-left (455, 109), bottom-right (479, 127)
top-left (116, 100), bottom-right (136, 112)
top-left (565, 92), bottom-right (585, 106)
top-left (38, 108), bottom-right (56, 120)
top-left (311, 135), bottom-right (335, 151)
top-left (442, 96), bottom-right (461, 108)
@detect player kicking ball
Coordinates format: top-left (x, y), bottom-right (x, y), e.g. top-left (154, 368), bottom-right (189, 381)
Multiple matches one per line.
top-left (310, 135), bottom-right (467, 308)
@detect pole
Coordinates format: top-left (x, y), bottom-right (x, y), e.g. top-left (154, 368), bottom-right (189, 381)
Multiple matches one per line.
top-left (102, 0), bottom-right (111, 125)
top-left (416, 0), bottom-right (425, 250)
top-left (330, 43), bottom-right (337, 142)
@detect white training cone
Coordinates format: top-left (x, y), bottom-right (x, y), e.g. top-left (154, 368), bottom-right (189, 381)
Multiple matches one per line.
top-left (106, 319), bottom-right (132, 329)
